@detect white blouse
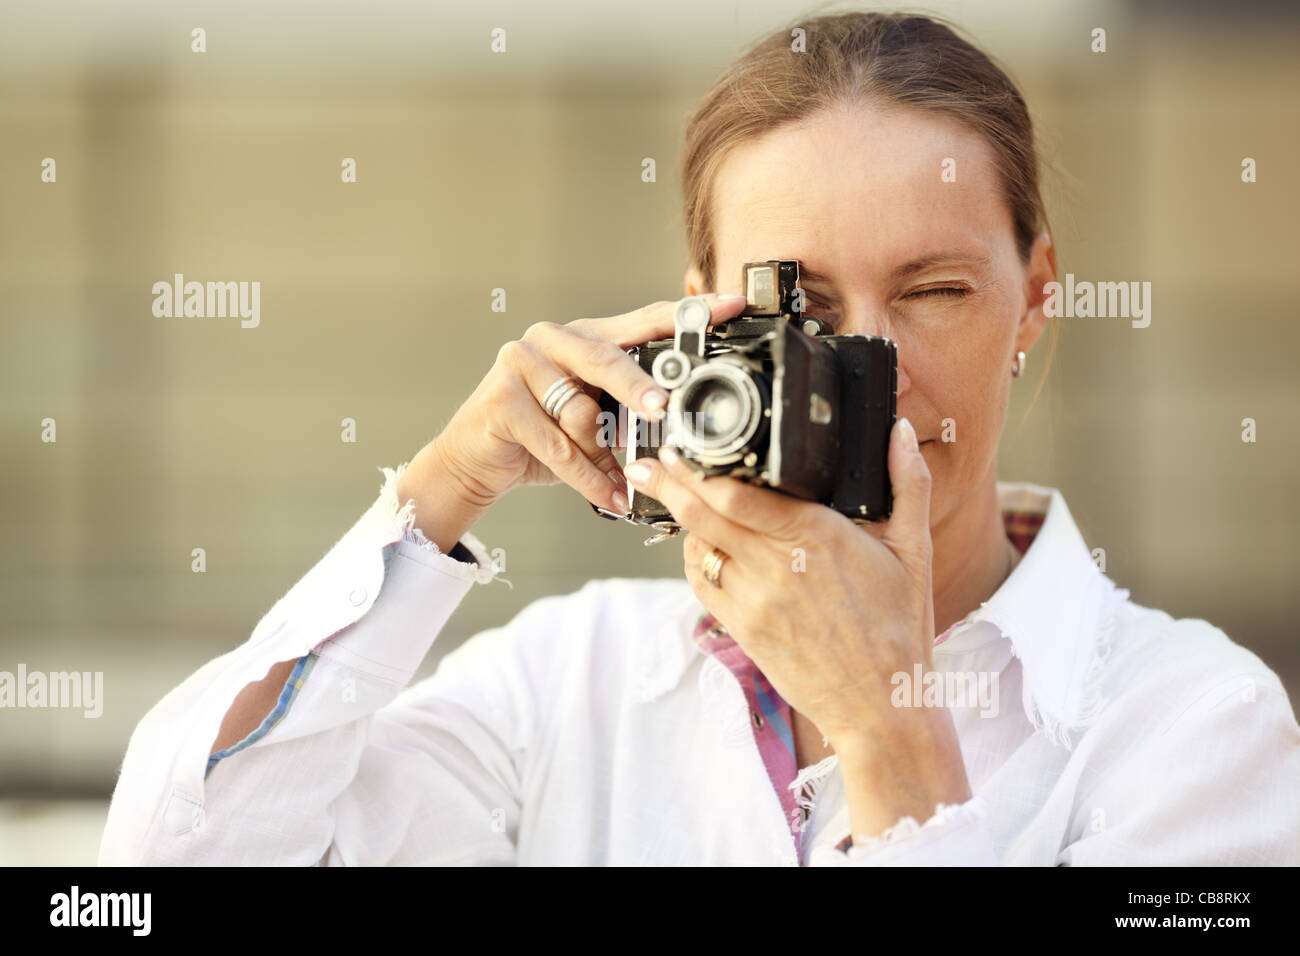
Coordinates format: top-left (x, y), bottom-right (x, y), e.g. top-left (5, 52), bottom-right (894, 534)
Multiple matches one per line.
top-left (99, 466), bottom-right (1300, 865)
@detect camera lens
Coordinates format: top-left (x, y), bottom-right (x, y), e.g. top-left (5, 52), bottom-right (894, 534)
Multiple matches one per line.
top-left (670, 359), bottom-right (768, 464)
top-left (692, 384), bottom-right (744, 441)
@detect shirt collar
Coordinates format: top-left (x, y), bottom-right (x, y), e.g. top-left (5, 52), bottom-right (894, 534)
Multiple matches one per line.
top-left (958, 482), bottom-right (1129, 747)
top-left (641, 482), bottom-right (1128, 749)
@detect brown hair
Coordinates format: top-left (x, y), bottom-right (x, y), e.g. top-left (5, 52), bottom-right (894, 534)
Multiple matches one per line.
top-left (680, 10), bottom-right (1057, 408)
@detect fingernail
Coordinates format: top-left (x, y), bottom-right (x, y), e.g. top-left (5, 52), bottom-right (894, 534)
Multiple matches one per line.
top-left (624, 460), bottom-right (652, 487)
top-left (641, 388), bottom-right (668, 414)
top-left (898, 417), bottom-right (919, 453)
top-left (715, 293), bottom-right (747, 303)
top-left (607, 467), bottom-right (625, 488)
top-left (659, 446), bottom-right (679, 467)
top-left (612, 490), bottom-right (629, 513)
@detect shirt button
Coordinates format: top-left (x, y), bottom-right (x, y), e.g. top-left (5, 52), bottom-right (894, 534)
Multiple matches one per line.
top-left (348, 587), bottom-right (367, 606)
top-left (751, 710), bottom-right (764, 729)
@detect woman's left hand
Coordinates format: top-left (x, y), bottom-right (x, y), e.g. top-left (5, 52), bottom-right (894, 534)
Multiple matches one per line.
top-left (622, 416), bottom-right (972, 836)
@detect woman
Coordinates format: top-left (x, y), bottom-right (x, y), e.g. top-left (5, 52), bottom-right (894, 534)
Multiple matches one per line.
top-left (101, 12), bottom-right (1299, 866)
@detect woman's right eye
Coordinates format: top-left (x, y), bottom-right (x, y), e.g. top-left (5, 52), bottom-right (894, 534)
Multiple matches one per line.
top-left (803, 296), bottom-right (838, 321)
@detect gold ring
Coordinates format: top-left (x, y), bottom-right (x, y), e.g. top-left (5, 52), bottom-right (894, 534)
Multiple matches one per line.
top-left (701, 547), bottom-right (729, 588)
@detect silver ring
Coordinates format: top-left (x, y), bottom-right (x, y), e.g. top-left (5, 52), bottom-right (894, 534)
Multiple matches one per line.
top-left (548, 384), bottom-right (581, 419)
top-left (541, 376), bottom-right (574, 409)
top-left (542, 377), bottom-right (582, 419)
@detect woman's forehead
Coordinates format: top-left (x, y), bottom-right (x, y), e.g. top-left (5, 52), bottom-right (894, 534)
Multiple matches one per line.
top-left (708, 107), bottom-right (1012, 280)
top-left (724, 106), bottom-right (993, 182)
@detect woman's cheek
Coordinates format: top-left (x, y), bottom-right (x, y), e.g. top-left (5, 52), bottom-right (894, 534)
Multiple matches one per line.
top-left (919, 440), bottom-right (955, 528)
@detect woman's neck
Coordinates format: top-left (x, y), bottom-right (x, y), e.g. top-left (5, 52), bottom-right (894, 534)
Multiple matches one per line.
top-left (929, 466), bottom-right (1018, 638)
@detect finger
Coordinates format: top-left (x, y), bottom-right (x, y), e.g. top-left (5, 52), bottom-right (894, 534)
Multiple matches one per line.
top-left (650, 444), bottom-right (814, 538)
top-left (499, 376), bottom-right (629, 513)
top-left (569, 293), bottom-right (749, 349)
top-left (879, 417), bottom-right (933, 563)
top-left (527, 294), bottom-right (749, 424)
top-left (507, 340), bottom-right (626, 484)
top-left (622, 451), bottom-right (758, 556)
top-left (523, 319), bottom-right (670, 423)
top-left (682, 530), bottom-right (744, 620)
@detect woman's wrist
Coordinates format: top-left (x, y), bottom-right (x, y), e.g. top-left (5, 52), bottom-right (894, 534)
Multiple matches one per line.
top-left (396, 438), bottom-right (495, 554)
top-left (832, 709), bottom-right (972, 840)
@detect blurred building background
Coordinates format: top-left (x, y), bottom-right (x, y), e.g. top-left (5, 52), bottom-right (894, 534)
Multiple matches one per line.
top-left (1, 0), bottom-right (1297, 863)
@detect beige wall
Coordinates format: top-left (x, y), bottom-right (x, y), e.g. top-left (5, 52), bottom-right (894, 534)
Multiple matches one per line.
top-left (1, 0), bottom-right (1297, 808)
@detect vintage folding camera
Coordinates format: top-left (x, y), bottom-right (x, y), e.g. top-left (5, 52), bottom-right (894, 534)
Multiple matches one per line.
top-left (594, 259), bottom-right (897, 544)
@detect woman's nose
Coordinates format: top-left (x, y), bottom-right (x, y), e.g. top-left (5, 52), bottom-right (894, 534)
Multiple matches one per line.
top-left (895, 359), bottom-right (912, 398)
top-left (837, 304), bottom-right (890, 340)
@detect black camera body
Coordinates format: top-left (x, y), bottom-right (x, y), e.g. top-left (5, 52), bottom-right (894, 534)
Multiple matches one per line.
top-left (596, 259), bottom-right (897, 541)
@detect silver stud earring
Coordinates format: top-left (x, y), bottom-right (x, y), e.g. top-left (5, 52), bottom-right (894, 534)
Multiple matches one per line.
top-left (1011, 350), bottom-right (1026, 378)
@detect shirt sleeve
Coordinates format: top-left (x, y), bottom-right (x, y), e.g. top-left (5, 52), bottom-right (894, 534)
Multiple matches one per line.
top-left (1055, 663), bottom-right (1300, 865)
top-left (98, 463), bottom-right (517, 866)
top-left (809, 796), bottom-right (1001, 866)
top-left (200, 530), bottom-right (484, 780)
top-left (810, 626), bottom-right (1300, 867)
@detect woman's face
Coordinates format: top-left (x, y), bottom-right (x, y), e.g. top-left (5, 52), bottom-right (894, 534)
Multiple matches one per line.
top-left (687, 101), bottom-right (1055, 532)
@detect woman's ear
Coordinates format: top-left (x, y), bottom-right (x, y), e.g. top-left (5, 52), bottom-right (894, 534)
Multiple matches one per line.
top-left (1017, 232), bottom-right (1056, 354)
top-left (683, 263), bottom-right (706, 297)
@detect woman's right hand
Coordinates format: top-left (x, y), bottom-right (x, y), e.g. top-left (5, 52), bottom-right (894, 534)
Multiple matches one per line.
top-left (396, 293), bottom-right (749, 552)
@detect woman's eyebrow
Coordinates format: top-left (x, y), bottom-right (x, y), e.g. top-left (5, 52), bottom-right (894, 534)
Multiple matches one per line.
top-left (797, 251), bottom-right (993, 288)
top-left (888, 251), bottom-right (993, 280)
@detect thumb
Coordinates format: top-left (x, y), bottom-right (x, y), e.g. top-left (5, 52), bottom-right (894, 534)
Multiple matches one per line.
top-left (880, 417), bottom-right (933, 564)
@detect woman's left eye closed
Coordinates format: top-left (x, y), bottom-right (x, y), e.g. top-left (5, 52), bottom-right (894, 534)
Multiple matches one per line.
top-left (907, 287), bottom-right (968, 299)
